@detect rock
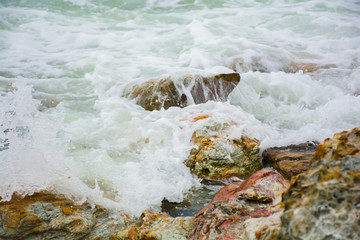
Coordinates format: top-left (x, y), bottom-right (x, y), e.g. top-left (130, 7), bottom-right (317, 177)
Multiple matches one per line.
top-left (0, 192), bottom-right (128, 240)
top-left (273, 157), bottom-right (360, 240)
top-left (185, 121), bottom-right (262, 180)
top-left (110, 210), bottom-right (194, 240)
top-left (189, 170), bottom-right (290, 240)
top-left (122, 73), bottom-right (240, 111)
top-left (230, 57), bottom-right (336, 73)
top-left (161, 178), bottom-right (229, 218)
top-left (262, 142), bottom-right (317, 179)
top-left (313, 126), bottom-right (360, 161)
top-left (289, 62), bottom-right (336, 73)
top-left (39, 97), bottom-right (60, 111)
top-left (230, 57), bottom-right (273, 73)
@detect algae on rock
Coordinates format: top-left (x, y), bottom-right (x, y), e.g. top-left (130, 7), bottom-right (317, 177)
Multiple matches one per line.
top-left (185, 120), bottom-right (262, 180)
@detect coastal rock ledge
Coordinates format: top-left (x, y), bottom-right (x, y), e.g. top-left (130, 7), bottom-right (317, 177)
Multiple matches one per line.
top-left (122, 73), bottom-right (240, 111)
top-left (189, 169), bottom-right (290, 240)
top-left (272, 157), bottom-right (360, 240)
top-left (0, 192), bottom-right (129, 240)
top-left (264, 126), bottom-right (360, 240)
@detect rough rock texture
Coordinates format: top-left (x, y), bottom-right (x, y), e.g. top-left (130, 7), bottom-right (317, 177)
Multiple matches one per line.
top-left (262, 142), bottom-right (317, 179)
top-left (110, 210), bottom-right (194, 240)
top-left (263, 127), bottom-right (360, 240)
top-left (189, 170), bottom-right (289, 240)
top-left (273, 157), bottom-right (360, 240)
top-left (122, 73), bottom-right (240, 111)
top-left (185, 121), bottom-right (262, 179)
top-left (0, 192), bottom-right (128, 240)
top-left (313, 126), bottom-right (360, 161)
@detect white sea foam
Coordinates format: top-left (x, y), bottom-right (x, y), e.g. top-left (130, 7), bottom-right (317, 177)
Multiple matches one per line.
top-left (0, 0), bottom-right (359, 216)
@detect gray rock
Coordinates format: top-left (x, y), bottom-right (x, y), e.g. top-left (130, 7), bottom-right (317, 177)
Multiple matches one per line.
top-left (273, 157), bottom-right (360, 240)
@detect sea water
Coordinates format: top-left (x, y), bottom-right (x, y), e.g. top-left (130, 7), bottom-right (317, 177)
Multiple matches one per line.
top-left (0, 0), bottom-right (359, 216)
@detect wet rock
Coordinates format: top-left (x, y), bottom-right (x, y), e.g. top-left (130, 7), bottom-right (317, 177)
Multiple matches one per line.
top-left (122, 73), bottom-right (240, 111)
top-left (185, 121), bottom-right (262, 179)
top-left (189, 170), bottom-right (289, 240)
top-left (0, 192), bottom-right (128, 240)
top-left (39, 97), bottom-right (60, 111)
top-left (262, 142), bottom-right (317, 179)
top-left (313, 126), bottom-right (360, 161)
top-left (230, 57), bottom-right (274, 73)
top-left (110, 210), bottom-right (194, 240)
top-left (230, 57), bottom-right (336, 73)
top-left (161, 179), bottom-right (227, 218)
top-left (289, 62), bottom-right (336, 73)
top-left (273, 157), bottom-right (360, 240)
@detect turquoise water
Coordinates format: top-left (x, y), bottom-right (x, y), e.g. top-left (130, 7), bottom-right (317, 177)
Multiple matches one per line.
top-left (1, 0), bottom-right (360, 216)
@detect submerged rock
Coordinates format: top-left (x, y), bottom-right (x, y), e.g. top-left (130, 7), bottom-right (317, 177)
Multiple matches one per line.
top-left (289, 62), bottom-right (336, 73)
top-left (313, 126), bottom-right (360, 161)
top-left (189, 169), bottom-right (289, 240)
top-left (110, 210), bottom-right (194, 240)
top-left (230, 57), bottom-right (336, 73)
top-left (161, 178), bottom-right (233, 218)
top-left (39, 97), bottom-right (60, 111)
top-left (0, 192), bottom-right (129, 240)
top-left (274, 157), bottom-right (360, 240)
top-left (262, 142), bottom-right (317, 179)
top-left (185, 121), bottom-right (262, 180)
top-left (122, 73), bottom-right (240, 111)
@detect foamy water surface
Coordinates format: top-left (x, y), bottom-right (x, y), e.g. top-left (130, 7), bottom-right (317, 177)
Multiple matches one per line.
top-left (1, 0), bottom-right (360, 216)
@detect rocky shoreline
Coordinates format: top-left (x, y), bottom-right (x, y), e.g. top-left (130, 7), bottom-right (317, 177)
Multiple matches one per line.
top-left (1, 74), bottom-right (359, 240)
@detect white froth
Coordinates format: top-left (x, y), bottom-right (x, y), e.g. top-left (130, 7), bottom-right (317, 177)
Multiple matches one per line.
top-left (0, 0), bottom-right (359, 216)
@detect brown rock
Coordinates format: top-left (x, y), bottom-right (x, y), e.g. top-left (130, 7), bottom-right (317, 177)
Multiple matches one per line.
top-left (122, 73), bottom-right (240, 111)
top-left (262, 142), bottom-right (317, 179)
top-left (189, 170), bottom-right (289, 240)
top-left (110, 210), bottom-right (194, 240)
top-left (313, 126), bottom-right (360, 161)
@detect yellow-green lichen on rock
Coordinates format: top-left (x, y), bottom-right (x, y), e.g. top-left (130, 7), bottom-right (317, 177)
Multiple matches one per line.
top-left (185, 121), bottom-right (262, 180)
top-left (313, 126), bottom-right (360, 161)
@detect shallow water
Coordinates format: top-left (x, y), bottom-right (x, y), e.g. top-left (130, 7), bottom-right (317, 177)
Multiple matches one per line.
top-left (1, 0), bottom-right (360, 216)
